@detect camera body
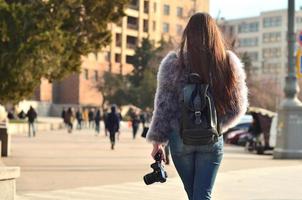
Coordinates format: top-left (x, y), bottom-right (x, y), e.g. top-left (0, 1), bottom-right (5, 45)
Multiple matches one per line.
top-left (143, 152), bottom-right (168, 185)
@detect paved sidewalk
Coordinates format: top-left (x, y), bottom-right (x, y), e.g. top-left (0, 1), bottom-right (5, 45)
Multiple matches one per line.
top-left (16, 164), bottom-right (302, 200)
top-left (3, 122), bottom-right (302, 199)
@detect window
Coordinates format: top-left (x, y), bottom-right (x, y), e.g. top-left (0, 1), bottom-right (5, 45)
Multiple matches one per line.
top-left (116, 33), bottom-right (122, 47)
top-left (153, 2), bottom-right (157, 12)
top-left (263, 63), bottom-right (281, 74)
top-left (129, 0), bottom-right (139, 10)
top-left (238, 37), bottom-right (258, 47)
top-left (126, 55), bottom-right (135, 64)
top-left (177, 7), bottom-right (183, 17)
top-left (296, 17), bottom-right (302, 23)
top-left (115, 53), bottom-right (121, 63)
top-left (126, 36), bottom-right (137, 49)
top-left (84, 69), bottom-right (89, 80)
top-left (153, 21), bottom-right (156, 31)
top-left (263, 48), bottom-right (281, 58)
top-left (143, 20), bottom-right (148, 32)
top-left (263, 32), bottom-right (281, 43)
top-left (163, 23), bottom-right (170, 33)
top-left (127, 16), bottom-right (138, 30)
top-left (238, 22), bottom-right (259, 33)
top-left (163, 4), bottom-right (170, 15)
top-left (247, 52), bottom-right (258, 61)
top-left (144, 1), bottom-right (149, 14)
top-left (104, 52), bottom-right (110, 62)
top-left (263, 16), bottom-right (282, 28)
top-left (94, 70), bottom-right (98, 81)
top-left (176, 24), bottom-right (183, 36)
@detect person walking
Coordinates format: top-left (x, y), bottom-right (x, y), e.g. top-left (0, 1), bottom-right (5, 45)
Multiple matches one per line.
top-left (61, 108), bottom-right (66, 126)
top-left (103, 109), bottom-right (108, 137)
top-left (82, 108), bottom-right (89, 128)
top-left (94, 109), bottom-right (102, 136)
top-left (139, 111), bottom-right (146, 129)
top-left (105, 105), bottom-right (120, 150)
top-left (131, 112), bottom-right (140, 139)
top-left (26, 106), bottom-right (37, 137)
top-left (76, 108), bottom-right (83, 130)
top-left (65, 107), bottom-right (74, 133)
top-left (146, 13), bottom-right (248, 200)
top-left (88, 108), bottom-right (95, 129)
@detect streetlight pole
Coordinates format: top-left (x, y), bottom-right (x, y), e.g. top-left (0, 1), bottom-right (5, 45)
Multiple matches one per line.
top-left (273, 0), bottom-right (302, 159)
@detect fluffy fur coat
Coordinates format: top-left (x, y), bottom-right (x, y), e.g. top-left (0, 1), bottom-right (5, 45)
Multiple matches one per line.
top-left (146, 51), bottom-right (249, 144)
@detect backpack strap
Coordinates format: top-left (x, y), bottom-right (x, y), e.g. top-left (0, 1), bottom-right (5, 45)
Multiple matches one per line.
top-left (209, 71), bottom-right (222, 136)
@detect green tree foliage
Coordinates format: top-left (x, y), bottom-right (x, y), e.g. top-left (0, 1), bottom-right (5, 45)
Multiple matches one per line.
top-left (0, 0), bottom-right (128, 104)
top-left (98, 38), bottom-right (174, 110)
top-left (98, 71), bottom-right (129, 108)
top-left (128, 38), bottom-right (156, 87)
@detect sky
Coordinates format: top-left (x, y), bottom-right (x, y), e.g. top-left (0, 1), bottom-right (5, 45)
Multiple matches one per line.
top-left (210, 0), bottom-right (302, 20)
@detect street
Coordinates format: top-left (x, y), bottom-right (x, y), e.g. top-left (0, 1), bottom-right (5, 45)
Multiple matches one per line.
top-left (2, 123), bottom-right (302, 199)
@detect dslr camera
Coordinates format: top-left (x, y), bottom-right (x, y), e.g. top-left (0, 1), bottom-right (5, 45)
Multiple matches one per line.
top-left (143, 152), bottom-right (168, 185)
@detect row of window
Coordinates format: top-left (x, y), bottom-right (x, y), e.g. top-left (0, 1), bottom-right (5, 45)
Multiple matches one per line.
top-left (239, 48), bottom-right (282, 61)
top-left (238, 31), bottom-right (282, 47)
top-left (83, 69), bottom-right (99, 81)
top-left (238, 38), bottom-right (258, 47)
top-left (129, 0), bottom-right (183, 17)
top-left (125, 16), bottom-right (183, 35)
top-left (237, 16), bottom-right (282, 33)
top-left (263, 48), bottom-right (281, 58)
top-left (163, 4), bottom-right (183, 18)
top-left (263, 63), bottom-right (282, 74)
top-left (163, 23), bottom-right (183, 35)
top-left (238, 22), bottom-right (259, 33)
top-left (263, 32), bottom-right (281, 43)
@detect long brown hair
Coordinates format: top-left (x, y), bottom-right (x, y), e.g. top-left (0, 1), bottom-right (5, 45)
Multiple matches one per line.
top-left (179, 12), bottom-right (237, 116)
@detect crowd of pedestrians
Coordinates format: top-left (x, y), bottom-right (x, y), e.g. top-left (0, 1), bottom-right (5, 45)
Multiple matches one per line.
top-left (8, 104), bottom-right (154, 151)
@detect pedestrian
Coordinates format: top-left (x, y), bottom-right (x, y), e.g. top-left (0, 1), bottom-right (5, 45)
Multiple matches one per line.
top-left (76, 108), bottom-right (83, 130)
top-left (103, 109), bottom-right (108, 137)
top-left (146, 13), bottom-right (248, 200)
top-left (65, 107), bottom-right (74, 133)
top-left (61, 108), bottom-right (66, 126)
top-left (95, 109), bottom-right (102, 136)
top-left (131, 112), bottom-right (140, 139)
top-left (139, 111), bottom-right (146, 128)
top-left (105, 105), bottom-right (120, 150)
top-left (26, 106), bottom-right (37, 137)
top-left (88, 108), bottom-right (95, 129)
top-left (82, 108), bottom-right (89, 128)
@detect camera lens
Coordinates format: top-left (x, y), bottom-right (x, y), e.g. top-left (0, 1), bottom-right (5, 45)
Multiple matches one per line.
top-left (143, 172), bottom-right (157, 185)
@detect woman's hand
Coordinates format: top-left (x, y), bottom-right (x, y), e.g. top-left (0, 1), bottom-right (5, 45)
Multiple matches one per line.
top-left (151, 143), bottom-right (166, 162)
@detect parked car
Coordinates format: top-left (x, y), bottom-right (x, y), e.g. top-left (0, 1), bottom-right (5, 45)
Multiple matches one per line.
top-left (225, 129), bottom-right (248, 145)
top-left (223, 114), bottom-right (253, 142)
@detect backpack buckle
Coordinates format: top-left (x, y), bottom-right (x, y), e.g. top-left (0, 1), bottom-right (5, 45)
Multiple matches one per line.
top-left (194, 111), bottom-right (202, 124)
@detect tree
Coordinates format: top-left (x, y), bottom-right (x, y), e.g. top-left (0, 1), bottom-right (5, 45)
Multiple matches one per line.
top-left (127, 38), bottom-right (174, 109)
top-left (0, 0), bottom-right (128, 104)
top-left (97, 71), bottom-right (129, 108)
top-left (97, 37), bottom-right (175, 110)
top-left (240, 52), bottom-right (253, 77)
top-left (128, 38), bottom-right (156, 87)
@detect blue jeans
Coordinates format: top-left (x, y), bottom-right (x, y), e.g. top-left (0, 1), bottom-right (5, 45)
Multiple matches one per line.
top-left (169, 130), bottom-right (224, 200)
top-left (28, 122), bottom-right (36, 137)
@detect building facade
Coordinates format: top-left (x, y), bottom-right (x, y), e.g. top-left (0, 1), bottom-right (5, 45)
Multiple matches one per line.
top-left (34, 0), bottom-right (209, 113)
top-left (220, 9), bottom-right (302, 83)
top-left (33, 0), bottom-right (210, 115)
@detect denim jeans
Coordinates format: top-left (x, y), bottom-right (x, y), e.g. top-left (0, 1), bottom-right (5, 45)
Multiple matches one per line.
top-left (28, 122), bottom-right (36, 137)
top-left (168, 129), bottom-right (224, 200)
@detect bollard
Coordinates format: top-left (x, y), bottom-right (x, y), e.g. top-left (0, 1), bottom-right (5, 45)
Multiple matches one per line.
top-left (0, 127), bottom-right (11, 157)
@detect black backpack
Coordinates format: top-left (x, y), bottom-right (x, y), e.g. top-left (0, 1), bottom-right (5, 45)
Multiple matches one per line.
top-left (180, 73), bottom-right (221, 145)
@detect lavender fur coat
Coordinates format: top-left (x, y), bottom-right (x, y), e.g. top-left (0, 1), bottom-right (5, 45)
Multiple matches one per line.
top-left (146, 51), bottom-right (249, 144)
